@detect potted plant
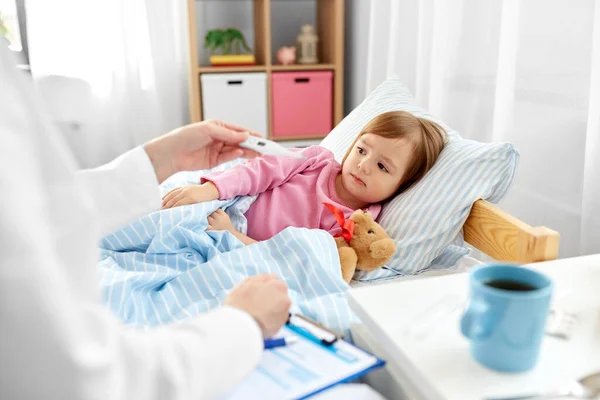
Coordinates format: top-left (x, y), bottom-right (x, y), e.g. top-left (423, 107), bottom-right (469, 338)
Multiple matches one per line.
top-left (0, 12), bottom-right (9, 38)
top-left (204, 28), bottom-right (255, 66)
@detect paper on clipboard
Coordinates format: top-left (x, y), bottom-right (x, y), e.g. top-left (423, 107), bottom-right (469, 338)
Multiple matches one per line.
top-left (217, 320), bottom-right (385, 400)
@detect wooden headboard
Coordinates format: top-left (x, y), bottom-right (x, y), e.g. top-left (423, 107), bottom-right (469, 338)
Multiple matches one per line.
top-left (463, 200), bottom-right (560, 263)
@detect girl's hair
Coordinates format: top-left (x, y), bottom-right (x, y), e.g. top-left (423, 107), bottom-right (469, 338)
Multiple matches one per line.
top-left (342, 110), bottom-right (447, 196)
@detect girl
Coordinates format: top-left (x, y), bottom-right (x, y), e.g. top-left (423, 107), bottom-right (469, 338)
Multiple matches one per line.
top-left (161, 111), bottom-right (447, 245)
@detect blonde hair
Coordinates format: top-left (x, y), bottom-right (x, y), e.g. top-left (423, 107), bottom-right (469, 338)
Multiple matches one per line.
top-left (342, 111), bottom-right (447, 195)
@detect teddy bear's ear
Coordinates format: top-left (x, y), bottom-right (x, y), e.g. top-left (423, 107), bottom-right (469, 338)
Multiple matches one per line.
top-left (350, 209), bottom-right (369, 223)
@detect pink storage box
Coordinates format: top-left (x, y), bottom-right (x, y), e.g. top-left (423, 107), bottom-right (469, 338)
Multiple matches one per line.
top-left (271, 71), bottom-right (333, 137)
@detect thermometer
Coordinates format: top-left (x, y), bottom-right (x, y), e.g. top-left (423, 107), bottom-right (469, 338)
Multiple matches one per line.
top-left (239, 136), bottom-right (307, 159)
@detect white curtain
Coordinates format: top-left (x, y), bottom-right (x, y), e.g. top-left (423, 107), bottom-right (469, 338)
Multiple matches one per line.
top-left (26, 0), bottom-right (189, 168)
top-left (365, 0), bottom-right (599, 258)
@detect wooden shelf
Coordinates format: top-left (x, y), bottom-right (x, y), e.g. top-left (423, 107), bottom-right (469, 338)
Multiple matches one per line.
top-left (187, 0), bottom-right (344, 140)
top-left (270, 63), bottom-right (335, 71)
top-left (271, 134), bottom-right (328, 142)
top-left (197, 64), bottom-right (334, 74)
top-left (198, 65), bottom-right (268, 74)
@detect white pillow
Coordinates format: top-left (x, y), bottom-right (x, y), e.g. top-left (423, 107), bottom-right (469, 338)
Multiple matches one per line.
top-left (320, 77), bottom-right (519, 281)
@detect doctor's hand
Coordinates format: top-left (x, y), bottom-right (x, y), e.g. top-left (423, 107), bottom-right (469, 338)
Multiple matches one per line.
top-left (225, 274), bottom-right (291, 338)
top-left (143, 120), bottom-right (261, 184)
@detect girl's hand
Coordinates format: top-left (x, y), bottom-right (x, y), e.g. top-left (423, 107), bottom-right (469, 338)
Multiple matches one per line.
top-left (161, 182), bottom-right (219, 209)
top-left (206, 209), bottom-right (235, 232)
top-left (207, 209), bottom-right (258, 245)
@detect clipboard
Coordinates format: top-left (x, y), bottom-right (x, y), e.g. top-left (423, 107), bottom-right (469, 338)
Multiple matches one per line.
top-left (218, 314), bottom-right (386, 400)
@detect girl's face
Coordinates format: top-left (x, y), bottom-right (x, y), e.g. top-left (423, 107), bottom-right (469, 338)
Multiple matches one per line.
top-left (341, 133), bottom-right (415, 204)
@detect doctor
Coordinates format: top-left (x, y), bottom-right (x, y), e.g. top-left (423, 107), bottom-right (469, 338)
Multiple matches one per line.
top-left (0, 47), bottom-right (291, 399)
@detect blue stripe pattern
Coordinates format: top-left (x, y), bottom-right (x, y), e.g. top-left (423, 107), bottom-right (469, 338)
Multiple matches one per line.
top-left (98, 169), bottom-right (355, 336)
top-left (320, 76), bottom-right (519, 281)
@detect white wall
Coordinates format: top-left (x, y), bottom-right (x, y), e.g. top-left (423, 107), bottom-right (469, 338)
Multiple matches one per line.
top-left (270, 1), bottom-right (315, 64)
top-left (343, 0), bottom-right (371, 115)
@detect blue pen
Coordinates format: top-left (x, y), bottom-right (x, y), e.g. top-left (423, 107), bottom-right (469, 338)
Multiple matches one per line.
top-left (287, 314), bottom-right (338, 346)
top-left (263, 336), bottom-right (298, 350)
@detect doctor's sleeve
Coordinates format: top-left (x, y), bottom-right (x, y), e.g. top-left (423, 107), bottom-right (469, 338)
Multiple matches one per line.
top-left (0, 51), bottom-right (263, 399)
top-left (75, 147), bottom-right (162, 236)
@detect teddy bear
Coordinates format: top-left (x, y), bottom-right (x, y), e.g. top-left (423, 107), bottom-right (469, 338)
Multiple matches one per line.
top-left (324, 203), bottom-right (398, 283)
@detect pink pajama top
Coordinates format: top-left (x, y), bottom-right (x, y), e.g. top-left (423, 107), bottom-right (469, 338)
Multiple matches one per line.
top-left (201, 146), bottom-right (381, 241)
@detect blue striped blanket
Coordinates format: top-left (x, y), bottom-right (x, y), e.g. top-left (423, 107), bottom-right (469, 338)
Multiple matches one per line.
top-left (97, 167), bottom-right (355, 337)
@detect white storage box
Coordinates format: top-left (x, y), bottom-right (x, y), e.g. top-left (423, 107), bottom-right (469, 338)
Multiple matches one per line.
top-left (201, 72), bottom-right (268, 136)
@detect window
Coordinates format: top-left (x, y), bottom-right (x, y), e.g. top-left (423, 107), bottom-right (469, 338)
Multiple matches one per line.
top-left (0, 0), bottom-right (28, 66)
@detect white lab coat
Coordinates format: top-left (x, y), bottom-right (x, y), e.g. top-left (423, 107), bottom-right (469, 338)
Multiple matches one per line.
top-left (0, 47), bottom-right (262, 399)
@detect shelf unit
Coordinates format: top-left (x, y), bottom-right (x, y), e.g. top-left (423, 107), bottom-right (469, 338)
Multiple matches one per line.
top-left (186, 0), bottom-right (344, 141)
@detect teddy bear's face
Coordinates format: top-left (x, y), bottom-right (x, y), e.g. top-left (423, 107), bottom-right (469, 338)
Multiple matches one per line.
top-left (350, 210), bottom-right (387, 238)
top-left (348, 210), bottom-right (397, 271)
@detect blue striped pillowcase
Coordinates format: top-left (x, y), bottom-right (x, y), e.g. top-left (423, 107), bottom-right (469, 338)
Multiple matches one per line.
top-left (320, 77), bottom-right (518, 281)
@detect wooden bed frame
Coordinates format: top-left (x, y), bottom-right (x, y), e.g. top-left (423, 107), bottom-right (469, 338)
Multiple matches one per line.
top-left (463, 200), bottom-right (560, 263)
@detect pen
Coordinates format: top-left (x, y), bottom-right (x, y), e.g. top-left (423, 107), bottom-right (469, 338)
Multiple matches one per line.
top-left (287, 314), bottom-right (338, 346)
top-left (263, 336), bottom-right (298, 350)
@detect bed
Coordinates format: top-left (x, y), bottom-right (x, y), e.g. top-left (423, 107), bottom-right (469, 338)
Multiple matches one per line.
top-left (96, 162), bottom-right (560, 338)
top-left (462, 199), bottom-right (559, 265)
top-left (349, 199), bottom-right (560, 289)
top-left (97, 76), bottom-right (560, 341)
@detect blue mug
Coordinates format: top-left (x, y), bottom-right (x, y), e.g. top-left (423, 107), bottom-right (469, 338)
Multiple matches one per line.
top-left (460, 263), bottom-right (553, 372)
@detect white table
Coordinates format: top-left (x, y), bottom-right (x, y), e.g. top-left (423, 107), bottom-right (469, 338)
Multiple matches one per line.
top-left (348, 255), bottom-right (600, 400)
